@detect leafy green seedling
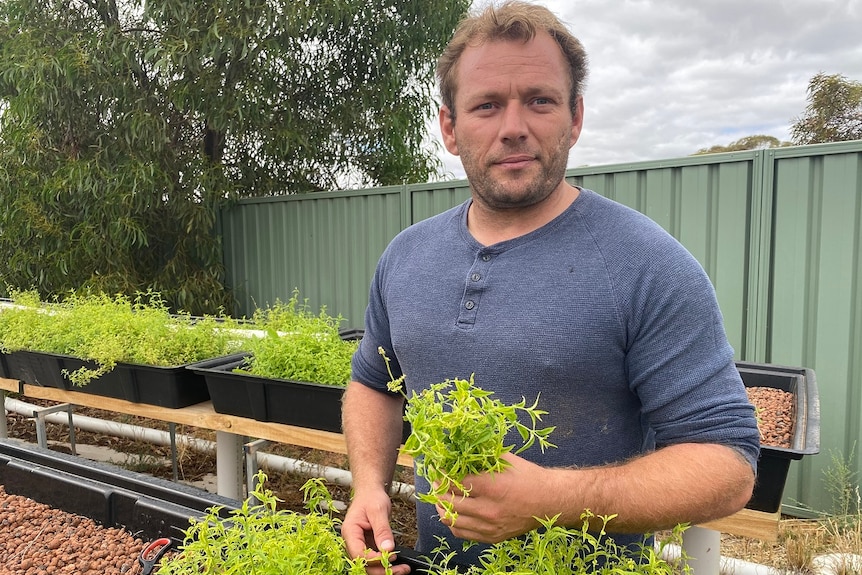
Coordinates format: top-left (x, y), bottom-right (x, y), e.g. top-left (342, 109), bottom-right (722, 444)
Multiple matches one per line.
top-left (157, 471), bottom-right (382, 575)
top-left (423, 513), bottom-right (690, 575)
top-left (379, 347), bottom-right (556, 523)
top-left (236, 290), bottom-right (358, 386)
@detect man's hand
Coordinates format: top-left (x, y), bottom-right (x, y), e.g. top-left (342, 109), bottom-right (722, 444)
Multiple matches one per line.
top-left (437, 443), bottom-right (756, 540)
top-left (436, 452), bottom-right (544, 544)
top-left (342, 489), bottom-right (411, 575)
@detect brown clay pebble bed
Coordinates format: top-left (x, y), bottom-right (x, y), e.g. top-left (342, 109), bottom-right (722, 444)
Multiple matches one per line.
top-left (0, 485), bottom-right (147, 574)
top-left (747, 386), bottom-right (794, 448)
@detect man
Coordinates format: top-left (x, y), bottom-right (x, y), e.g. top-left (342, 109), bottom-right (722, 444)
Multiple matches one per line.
top-left (341, 2), bottom-right (760, 572)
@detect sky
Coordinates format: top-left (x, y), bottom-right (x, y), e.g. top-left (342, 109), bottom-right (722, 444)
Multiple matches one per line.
top-left (430, 0), bottom-right (862, 180)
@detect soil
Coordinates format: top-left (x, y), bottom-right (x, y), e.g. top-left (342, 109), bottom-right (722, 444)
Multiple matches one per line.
top-left (0, 387), bottom-right (794, 573)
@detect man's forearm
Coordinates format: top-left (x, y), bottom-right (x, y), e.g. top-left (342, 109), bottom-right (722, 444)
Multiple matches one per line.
top-left (542, 443), bottom-right (755, 532)
top-left (342, 381), bottom-right (406, 494)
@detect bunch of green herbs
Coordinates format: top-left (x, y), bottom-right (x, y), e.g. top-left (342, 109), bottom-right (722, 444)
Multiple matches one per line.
top-left (237, 291), bottom-right (358, 386)
top-left (425, 514), bottom-right (689, 575)
top-left (379, 347), bottom-right (689, 575)
top-left (380, 347), bottom-right (556, 523)
top-left (0, 289), bottom-right (245, 385)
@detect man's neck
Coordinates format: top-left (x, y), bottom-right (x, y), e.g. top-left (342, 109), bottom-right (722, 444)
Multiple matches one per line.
top-left (467, 184), bottom-right (580, 246)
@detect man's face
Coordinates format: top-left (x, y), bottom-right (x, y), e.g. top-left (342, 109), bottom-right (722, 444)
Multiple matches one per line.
top-left (439, 32), bottom-right (583, 211)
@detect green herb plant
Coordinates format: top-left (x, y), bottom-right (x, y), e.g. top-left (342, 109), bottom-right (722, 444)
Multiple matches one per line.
top-left (380, 348), bottom-right (690, 575)
top-left (235, 290), bottom-right (359, 386)
top-left (0, 288), bottom-right (246, 385)
top-left (424, 514), bottom-right (690, 575)
top-left (379, 347), bottom-right (556, 523)
top-left (156, 471), bottom-right (383, 575)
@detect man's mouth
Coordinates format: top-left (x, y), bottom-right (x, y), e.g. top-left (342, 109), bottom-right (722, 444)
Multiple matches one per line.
top-left (495, 155), bottom-right (535, 169)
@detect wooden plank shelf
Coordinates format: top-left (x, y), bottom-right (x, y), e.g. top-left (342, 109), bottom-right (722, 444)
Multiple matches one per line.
top-left (0, 377), bottom-right (412, 467)
top-left (2, 376), bottom-right (779, 541)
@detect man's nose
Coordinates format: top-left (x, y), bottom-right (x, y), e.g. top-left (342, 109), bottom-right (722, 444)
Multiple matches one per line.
top-left (499, 103), bottom-right (528, 142)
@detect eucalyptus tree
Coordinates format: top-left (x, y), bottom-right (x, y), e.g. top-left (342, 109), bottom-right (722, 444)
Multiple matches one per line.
top-left (791, 72), bottom-right (862, 145)
top-left (694, 135), bottom-right (791, 155)
top-left (0, 0), bottom-right (468, 313)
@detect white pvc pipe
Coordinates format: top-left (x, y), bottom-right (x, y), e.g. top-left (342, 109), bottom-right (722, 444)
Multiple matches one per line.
top-left (660, 541), bottom-right (776, 575)
top-left (4, 397), bottom-right (215, 452)
top-left (812, 553), bottom-right (862, 575)
top-left (3, 396), bottom-right (415, 501)
top-left (680, 526), bottom-right (721, 575)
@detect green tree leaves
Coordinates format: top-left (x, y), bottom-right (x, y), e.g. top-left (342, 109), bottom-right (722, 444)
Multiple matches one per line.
top-left (791, 72), bottom-right (862, 145)
top-left (694, 134), bottom-right (791, 155)
top-left (0, 0), bottom-right (469, 313)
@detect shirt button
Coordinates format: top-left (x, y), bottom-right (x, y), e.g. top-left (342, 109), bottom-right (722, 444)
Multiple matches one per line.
top-left (481, 254), bottom-right (491, 262)
top-left (464, 300), bottom-right (475, 310)
top-left (471, 273), bottom-right (481, 282)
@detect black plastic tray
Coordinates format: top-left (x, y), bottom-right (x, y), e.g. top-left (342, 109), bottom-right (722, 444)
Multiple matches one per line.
top-left (189, 352), bottom-right (412, 441)
top-left (0, 439), bottom-right (422, 570)
top-left (189, 352), bottom-right (346, 432)
top-left (736, 361), bottom-right (821, 512)
top-left (2, 349), bottom-right (211, 408)
top-left (0, 439), bottom-right (238, 543)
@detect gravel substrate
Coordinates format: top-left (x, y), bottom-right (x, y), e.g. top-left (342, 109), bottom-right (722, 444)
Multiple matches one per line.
top-left (0, 485), bottom-right (147, 574)
top-left (746, 386), bottom-right (795, 448)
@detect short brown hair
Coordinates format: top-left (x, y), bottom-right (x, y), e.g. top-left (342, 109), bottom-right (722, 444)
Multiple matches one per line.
top-left (437, 1), bottom-right (589, 119)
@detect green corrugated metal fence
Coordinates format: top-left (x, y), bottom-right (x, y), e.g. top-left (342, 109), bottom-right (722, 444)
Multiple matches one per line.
top-left (220, 140), bottom-right (862, 515)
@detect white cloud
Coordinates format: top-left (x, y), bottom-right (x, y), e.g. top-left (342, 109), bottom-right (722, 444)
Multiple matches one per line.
top-left (431, 0), bottom-right (862, 179)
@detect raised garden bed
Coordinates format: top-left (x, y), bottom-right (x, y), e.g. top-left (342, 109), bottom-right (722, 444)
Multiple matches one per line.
top-left (188, 351), bottom-right (413, 442)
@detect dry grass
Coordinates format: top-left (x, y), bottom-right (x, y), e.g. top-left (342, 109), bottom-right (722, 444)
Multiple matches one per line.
top-left (717, 514), bottom-right (861, 574)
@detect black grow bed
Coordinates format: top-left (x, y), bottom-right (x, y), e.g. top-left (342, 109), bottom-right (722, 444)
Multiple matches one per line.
top-left (0, 439), bottom-right (430, 572)
top-left (189, 352), bottom-right (412, 442)
top-left (0, 438), bottom-right (238, 543)
top-left (2, 349), bottom-right (211, 408)
top-left (189, 352), bottom-right (347, 432)
top-left (737, 361), bottom-right (820, 513)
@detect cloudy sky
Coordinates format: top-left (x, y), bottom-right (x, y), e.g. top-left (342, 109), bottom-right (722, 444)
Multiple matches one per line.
top-left (430, 0), bottom-right (862, 180)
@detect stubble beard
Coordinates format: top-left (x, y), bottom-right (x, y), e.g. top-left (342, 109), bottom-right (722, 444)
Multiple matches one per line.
top-left (463, 133), bottom-right (572, 211)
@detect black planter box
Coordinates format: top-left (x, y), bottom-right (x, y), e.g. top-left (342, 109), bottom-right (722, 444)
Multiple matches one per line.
top-left (0, 439), bottom-right (422, 570)
top-left (0, 439), bottom-right (238, 544)
top-left (189, 352), bottom-right (412, 441)
top-left (736, 361), bottom-right (820, 513)
top-left (2, 349), bottom-right (211, 408)
top-left (189, 353), bottom-right (346, 433)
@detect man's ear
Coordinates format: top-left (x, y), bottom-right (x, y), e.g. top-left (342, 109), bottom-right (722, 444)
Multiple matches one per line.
top-left (439, 105), bottom-right (459, 156)
top-left (569, 96), bottom-right (585, 149)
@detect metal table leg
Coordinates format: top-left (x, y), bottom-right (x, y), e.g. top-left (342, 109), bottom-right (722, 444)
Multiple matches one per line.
top-left (33, 402), bottom-right (76, 456)
top-left (0, 391), bottom-right (8, 439)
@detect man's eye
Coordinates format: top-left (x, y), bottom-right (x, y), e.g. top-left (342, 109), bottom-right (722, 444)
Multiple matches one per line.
top-left (477, 103), bottom-right (494, 110)
top-left (534, 97), bottom-right (551, 105)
